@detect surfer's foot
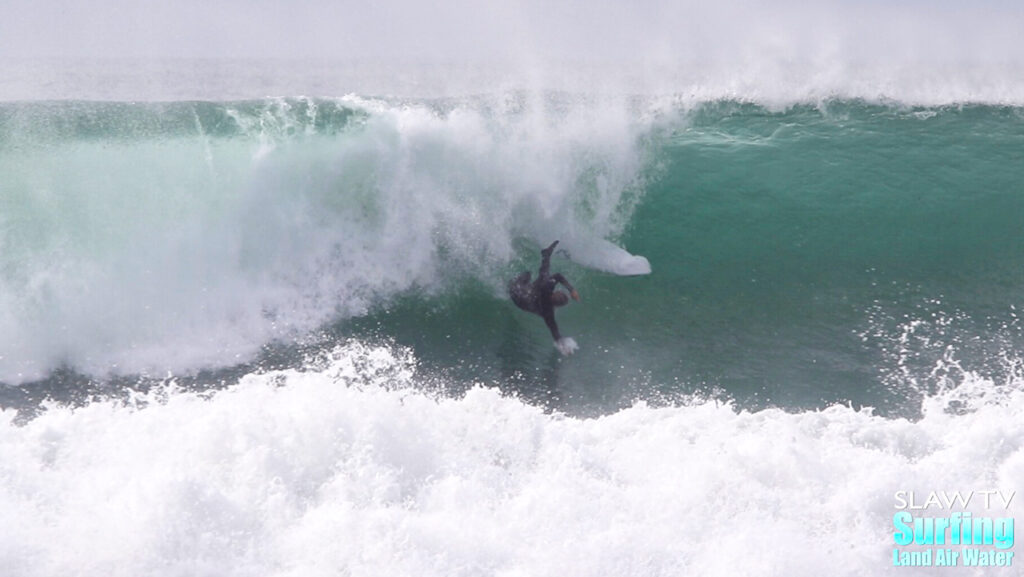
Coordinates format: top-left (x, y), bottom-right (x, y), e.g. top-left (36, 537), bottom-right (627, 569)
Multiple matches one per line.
top-left (542, 240), bottom-right (559, 257)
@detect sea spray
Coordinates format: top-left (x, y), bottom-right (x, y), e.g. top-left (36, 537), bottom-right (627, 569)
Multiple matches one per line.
top-left (0, 95), bottom-right (652, 384)
top-left (1, 339), bottom-right (1022, 576)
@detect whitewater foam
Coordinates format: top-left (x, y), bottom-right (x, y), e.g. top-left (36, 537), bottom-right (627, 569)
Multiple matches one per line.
top-left (0, 96), bottom-right (651, 383)
top-left (554, 337), bottom-right (579, 356)
top-left (0, 340), bottom-right (1020, 576)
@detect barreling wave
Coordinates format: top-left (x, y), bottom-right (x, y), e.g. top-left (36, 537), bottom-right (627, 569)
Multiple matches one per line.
top-left (0, 95), bottom-right (653, 384)
top-left (2, 92), bottom-right (1022, 575)
top-left (4, 95), bottom-right (1024, 417)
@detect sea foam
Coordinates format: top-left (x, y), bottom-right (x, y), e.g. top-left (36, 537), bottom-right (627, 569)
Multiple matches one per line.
top-left (1, 340), bottom-right (1021, 577)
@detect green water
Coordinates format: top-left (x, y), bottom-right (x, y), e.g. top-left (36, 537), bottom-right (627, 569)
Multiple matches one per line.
top-left (338, 103), bottom-right (1024, 417)
top-left (2, 99), bottom-right (1023, 418)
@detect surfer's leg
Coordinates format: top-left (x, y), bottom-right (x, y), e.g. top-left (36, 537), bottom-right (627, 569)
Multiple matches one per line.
top-left (541, 308), bottom-right (562, 341)
top-left (539, 240), bottom-right (558, 277)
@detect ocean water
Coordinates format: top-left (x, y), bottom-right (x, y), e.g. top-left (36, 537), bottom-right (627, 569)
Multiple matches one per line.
top-left (1, 58), bottom-right (1023, 576)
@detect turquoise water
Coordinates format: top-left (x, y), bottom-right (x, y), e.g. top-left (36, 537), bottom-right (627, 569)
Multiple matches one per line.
top-left (2, 98), bottom-right (1023, 418)
top-left (0, 79), bottom-right (1022, 575)
top-left (332, 103), bottom-right (1024, 417)
top-left (6, 0), bottom-right (1024, 570)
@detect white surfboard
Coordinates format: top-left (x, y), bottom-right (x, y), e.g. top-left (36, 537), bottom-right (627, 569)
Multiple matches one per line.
top-left (556, 237), bottom-right (651, 276)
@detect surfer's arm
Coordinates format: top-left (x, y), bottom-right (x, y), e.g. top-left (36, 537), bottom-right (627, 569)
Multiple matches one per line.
top-left (552, 273), bottom-right (580, 301)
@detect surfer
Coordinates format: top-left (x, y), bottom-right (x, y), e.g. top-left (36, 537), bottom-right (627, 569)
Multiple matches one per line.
top-left (509, 240), bottom-right (580, 353)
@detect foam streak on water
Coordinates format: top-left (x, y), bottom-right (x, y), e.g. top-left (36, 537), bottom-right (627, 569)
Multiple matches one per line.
top-left (1, 341), bottom-right (1021, 577)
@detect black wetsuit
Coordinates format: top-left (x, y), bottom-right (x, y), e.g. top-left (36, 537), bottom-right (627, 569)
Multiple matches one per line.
top-left (509, 241), bottom-right (576, 341)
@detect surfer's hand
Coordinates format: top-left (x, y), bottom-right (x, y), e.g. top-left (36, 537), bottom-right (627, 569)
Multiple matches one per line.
top-left (571, 290), bottom-right (580, 302)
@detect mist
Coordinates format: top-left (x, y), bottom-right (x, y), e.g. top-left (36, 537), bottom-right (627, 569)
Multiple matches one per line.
top-left (3, 0), bottom-right (1022, 61)
top-left (2, 0), bottom-right (1024, 102)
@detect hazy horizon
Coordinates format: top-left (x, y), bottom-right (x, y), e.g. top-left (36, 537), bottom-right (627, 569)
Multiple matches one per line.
top-left (3, 0), bottom-right (1024, 102)
top-left (4, 0), bottom-right (1022, 62)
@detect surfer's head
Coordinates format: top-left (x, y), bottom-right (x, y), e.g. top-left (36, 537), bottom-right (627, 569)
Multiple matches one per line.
top-left (551, 291), bottom-right (569, 307)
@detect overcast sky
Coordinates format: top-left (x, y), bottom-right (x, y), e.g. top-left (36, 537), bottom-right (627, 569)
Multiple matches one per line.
top-left (2, 0), bottom-right (1023, 64)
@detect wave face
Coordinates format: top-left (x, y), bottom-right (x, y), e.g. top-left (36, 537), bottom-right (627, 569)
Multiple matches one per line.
top-left (0, 96), bottom-right (649, 384)
top-left (625, 102), bottom-right (1024, 416)
top-left (3, 98), bottom-right (1024, 417)
top-left (1, 60), bottom-right (1023, 576)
